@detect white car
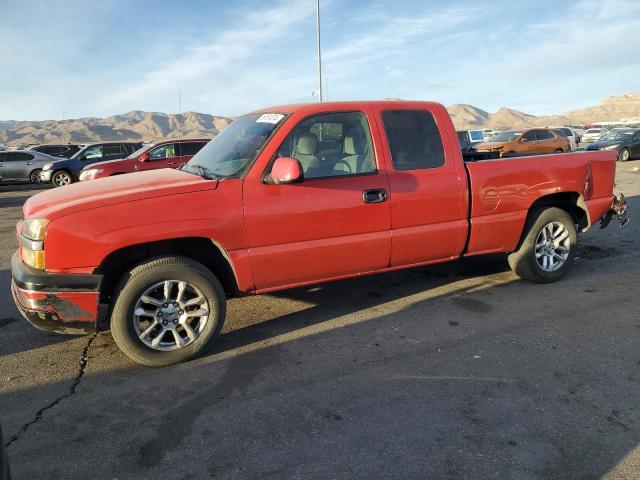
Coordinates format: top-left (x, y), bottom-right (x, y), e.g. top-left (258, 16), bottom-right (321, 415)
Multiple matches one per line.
top-left (551, 127), bottom-right (578, 151)
top-left (582, 128), bottom-right (606, 143)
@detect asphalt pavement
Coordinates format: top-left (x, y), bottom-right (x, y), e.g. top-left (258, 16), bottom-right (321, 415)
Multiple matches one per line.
top-left (1, 164), bottom-right (639, 480)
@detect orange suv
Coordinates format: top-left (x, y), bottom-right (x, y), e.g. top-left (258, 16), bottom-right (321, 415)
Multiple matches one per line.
top-left (473, 128), bottom-right (570, 155)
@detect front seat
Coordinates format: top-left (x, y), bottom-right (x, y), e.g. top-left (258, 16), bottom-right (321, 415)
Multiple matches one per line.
top-left (293, 134), bottom-right (320, 174)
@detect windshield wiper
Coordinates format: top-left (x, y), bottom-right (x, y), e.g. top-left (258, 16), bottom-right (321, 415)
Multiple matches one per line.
top-left (183, 164), bottom-right (219, 180)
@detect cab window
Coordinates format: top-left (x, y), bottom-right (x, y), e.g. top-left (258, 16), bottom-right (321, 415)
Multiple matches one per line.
top-left (150, 144), bottom-right (177, 160)
top-left (275, 111), bottom-right (376, 179)
top-left (536, 130), bottom-right (554, 140)
top-left (382, 110), bottom-right (445, 171)
top-left (83, 146), bottom-right (103, 160)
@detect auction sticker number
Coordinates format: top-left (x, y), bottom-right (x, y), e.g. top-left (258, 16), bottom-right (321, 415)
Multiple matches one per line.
top-left (256, 113), bottom-right (284, 124)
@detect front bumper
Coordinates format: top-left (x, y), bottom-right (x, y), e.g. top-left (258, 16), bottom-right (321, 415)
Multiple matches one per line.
top-left (11, 252), bottom-right (103, 335)
top-left (39, 170), bottom-right (52, 182)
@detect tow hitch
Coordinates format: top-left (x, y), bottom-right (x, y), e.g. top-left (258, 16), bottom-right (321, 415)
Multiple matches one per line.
top-left (600, 194), bottom-right (629, 229)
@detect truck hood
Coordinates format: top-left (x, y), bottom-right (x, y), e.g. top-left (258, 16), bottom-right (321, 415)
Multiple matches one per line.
top-left (472, 141), bottom-right (507, 151)
top-left (24, 168), bottom-right (217, 220)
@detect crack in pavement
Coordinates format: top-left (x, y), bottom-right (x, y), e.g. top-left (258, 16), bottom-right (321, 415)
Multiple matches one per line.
top-left (5, 333), bottom-right (97, 447)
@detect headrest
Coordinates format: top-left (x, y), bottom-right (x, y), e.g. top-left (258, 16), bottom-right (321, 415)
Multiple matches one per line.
top-left (296, 134), bottom-right (318, 155)
top-left (343, 135), bottom-right (361, 155)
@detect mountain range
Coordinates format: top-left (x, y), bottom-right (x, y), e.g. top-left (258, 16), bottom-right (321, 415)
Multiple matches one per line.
top-left (1, 93), bottom-right (639, 146)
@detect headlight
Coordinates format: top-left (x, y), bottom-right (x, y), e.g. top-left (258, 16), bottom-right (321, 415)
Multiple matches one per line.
top-left (79, 168), bottom-right (102, 181)
top-left (20, 219), bottom-right (49, 269)
top-left (22, 218), bottom-right (49, 241)
top-left (42, 163), bottom-right (53, 171)
top-left (603, 144), bottom-right (620, 150)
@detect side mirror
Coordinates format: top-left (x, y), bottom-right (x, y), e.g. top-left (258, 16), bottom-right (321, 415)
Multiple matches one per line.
top-left (139, 152), bottom-right (150, 162)
top-left (265, 157), bottom-right (303, 184)
top-left (520, 137), bottom-right (528, 143)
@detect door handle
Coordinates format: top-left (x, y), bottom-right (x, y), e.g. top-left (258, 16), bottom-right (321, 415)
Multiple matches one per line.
top-left (26, 162), bottom-right (33, 165)
top-left (167, 162), bottom-right (175, 165)
top-left (363, 189), bottom-right (388, 204)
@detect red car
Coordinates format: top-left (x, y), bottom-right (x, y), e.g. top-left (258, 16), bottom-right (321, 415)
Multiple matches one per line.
top-left (78, 138), bottom-right (209, 181)
top-left (11, 100), bottom-right (628, 366)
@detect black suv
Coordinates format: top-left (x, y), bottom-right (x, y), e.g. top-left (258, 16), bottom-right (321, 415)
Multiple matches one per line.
top-left (29, 144), bottom-right (81, 159)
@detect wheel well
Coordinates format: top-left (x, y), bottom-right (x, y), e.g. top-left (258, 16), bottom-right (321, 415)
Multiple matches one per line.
top-left (95, 237), bottom-right (239, 303)
top-left (527, 192), bottom-right (589, 231)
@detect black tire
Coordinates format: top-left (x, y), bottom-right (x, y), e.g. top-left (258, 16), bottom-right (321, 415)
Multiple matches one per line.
top-left (51, 170), bottom-right (73, 187)
top-left (29, 169), bottom-right (42, 184)
top-left (508, 207), bottom-right (577, 283)
top-left (555, 148), bottom-right (564, 153)
top-left (110, 256), bottom-right (226, 367)
top-left (618, 148), bottom-right (631, 162)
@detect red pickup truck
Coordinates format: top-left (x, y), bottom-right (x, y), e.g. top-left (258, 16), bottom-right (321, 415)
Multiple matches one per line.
top-left (11, 100), bottom-right (628, 366)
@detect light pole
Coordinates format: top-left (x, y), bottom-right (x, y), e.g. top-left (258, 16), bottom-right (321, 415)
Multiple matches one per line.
top-left (316, 0), bottom-right (323, 102)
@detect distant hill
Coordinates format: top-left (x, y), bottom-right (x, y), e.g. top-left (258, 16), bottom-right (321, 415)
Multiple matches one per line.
top-left (448, 92), bottom-right (640, 130)
top-left (0, 111), bottom-right (233, 146)
top-left (2, 93), bottom-right (640, 146)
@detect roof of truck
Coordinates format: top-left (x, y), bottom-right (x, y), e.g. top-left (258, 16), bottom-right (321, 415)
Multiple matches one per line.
top-left (249, 100), bottom-right (445, 115)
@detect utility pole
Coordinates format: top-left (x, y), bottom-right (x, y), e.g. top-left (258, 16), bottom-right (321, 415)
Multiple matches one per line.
top-left (178, 89), bottom-right (181, 141)
top-left (316, 0), bottom-right (323, 102)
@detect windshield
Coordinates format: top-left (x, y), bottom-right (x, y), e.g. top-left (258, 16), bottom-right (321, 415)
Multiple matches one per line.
top-left (469, 131), bottom-right (484, 142)
top-left (492, 131), bottom-right (521, 142)
top-left (127, 144), bottom-right (153, 159)
top-left (602, 130), bottom-right (634, 141)
top-left (183, 113), bottom-right (285, 179)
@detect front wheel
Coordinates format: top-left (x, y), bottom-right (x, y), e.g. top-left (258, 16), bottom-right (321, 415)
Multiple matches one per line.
top-left (51, 170), bottom-right (73, 187)
top-left (29, 169), bottom-right (42, 184)
top-left (619, 148), bottom-right (631, 162)
top-left (508, 207), bottom-right (577, 283)
top-left (110, 256), bottom-right (226, 366)
top-left (555, 148), bottom-right (564, 153)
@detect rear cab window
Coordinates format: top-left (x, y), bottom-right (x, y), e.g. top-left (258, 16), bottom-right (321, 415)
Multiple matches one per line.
top-left (381, 110), bottom-right (445, 171)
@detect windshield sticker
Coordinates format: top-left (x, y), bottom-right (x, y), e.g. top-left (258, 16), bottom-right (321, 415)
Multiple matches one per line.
top-left (256, 113), bottom-right (284, 124)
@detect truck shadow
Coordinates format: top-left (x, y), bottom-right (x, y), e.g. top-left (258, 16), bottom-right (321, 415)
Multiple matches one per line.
top-left (1, 249), bottom-right (639, 480)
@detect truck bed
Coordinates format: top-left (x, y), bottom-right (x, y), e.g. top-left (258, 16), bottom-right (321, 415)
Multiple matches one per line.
top-left (463, 150), bottom-right (617, 256)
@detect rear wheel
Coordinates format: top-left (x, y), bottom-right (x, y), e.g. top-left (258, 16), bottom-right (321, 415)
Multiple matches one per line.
top-left (29, 169), bottom-right (42, 184)
top-left (508, 207), bottom-right (577, 283)
top-left (52, 170), bottom-right (73, 187)
top-left (110, 256), bottom-right (226, 367)
top-left (619, 148), bottom-right (631, 162)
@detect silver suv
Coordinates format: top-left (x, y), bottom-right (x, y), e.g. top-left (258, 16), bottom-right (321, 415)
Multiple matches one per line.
top-left (0, 150), bottom-right (57, 184)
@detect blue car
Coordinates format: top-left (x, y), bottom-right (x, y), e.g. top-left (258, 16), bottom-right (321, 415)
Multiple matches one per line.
top-left (586, 128), bottom-right (640, 162)
top-left (40, 141), bottom-right (142, 186)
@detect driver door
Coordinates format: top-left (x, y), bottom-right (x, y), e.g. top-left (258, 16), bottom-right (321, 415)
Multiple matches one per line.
top-left (143, 143), bottom-right (179, 170)
top-left (243, 109), bottom-right (392, 292)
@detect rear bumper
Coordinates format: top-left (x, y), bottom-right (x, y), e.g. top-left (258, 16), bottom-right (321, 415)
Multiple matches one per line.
top-left (11, 252), bottom-right (102, 335)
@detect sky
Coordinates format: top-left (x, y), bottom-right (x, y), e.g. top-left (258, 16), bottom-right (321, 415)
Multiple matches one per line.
top-left (0, 0), bottom-right (639, 121)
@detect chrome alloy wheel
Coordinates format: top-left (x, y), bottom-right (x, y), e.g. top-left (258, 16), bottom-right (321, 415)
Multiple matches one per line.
top-left (535, 222), bottom-right (571, 272)
top-left (133, 280), bottom-right (209, 351)
top-left (53, 172), bottom-right (72, 186)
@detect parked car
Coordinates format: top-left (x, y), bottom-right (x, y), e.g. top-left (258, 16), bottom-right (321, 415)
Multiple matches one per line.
top-left (472, 128), bottom-right (570, 155)
top-left (456, 130), bottom-right (484, 153)
top-left (79, 138), bottom-right (209, 181)
top-left (29, 144), bottom-right (81, 159)
top-left (550, 127), bottom-right (578, 151)
top-left (40, 142), bottom-right (143, 186)
top-left (581, 128), bottom-right (606, 143)
top-left (586, 128), bottom-right (640, 161)
top-left (0, 150), bottom-right (57, 184)
top-left (11, 100), bottom-right (626, 366)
